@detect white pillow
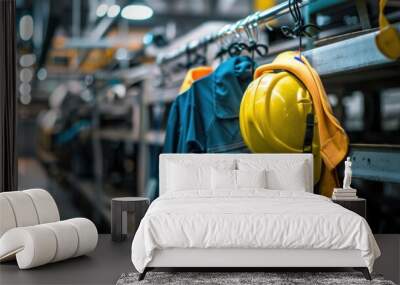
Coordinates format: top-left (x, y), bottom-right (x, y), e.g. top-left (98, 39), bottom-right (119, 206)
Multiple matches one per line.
top-left (166, 159), bottom-right (236, 192)
top-left (266, 164), bottom-right (307, 191)
top-left (211, 169), bottom-right (267, 190)
top-left (167, 162), bottom-right (210, 191)
top-left (236, 169), bottom-right (267, 189)
top-left (237, 159), bottom-right (308, 191)
top-left (211, 168), bottom-right (236, 190)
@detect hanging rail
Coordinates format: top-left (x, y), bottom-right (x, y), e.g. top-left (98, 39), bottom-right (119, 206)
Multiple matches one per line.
top-left (157, 0), bottom-right (315, 64)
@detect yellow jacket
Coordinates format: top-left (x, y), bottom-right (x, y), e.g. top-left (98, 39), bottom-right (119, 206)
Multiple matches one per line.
top-left (254, 52), bottom-right (349, 196)
top-left (179, 66), bottom-right (213, 93)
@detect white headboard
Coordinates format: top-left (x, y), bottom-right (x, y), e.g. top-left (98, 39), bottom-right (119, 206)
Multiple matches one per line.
top-left (159, 154), bottom-right (314, 195)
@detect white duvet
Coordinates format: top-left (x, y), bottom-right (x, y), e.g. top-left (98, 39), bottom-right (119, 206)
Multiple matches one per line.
top-left (131, 190), bottom-right (380, 273)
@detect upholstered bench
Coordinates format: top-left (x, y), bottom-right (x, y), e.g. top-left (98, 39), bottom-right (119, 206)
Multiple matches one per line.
top-left (0, 189), bottom-right (98, 269)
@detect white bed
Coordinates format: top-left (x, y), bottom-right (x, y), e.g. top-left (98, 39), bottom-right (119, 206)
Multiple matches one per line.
top-left (131, 154), bottom-right (380, 280)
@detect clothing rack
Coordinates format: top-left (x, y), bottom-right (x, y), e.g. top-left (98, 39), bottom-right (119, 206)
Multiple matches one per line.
top-left (157, 0), bottom-right (315, 65)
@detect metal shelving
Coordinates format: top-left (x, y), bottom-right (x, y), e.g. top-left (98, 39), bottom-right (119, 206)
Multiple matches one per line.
top-left (95, 64), bottom-right (153, 84)
top-left (97, 128), bottom-right (139, 142)
top-left (349, 144), bottom-right (400, 184)
top-left (141, 25), bottom-right (400, 106)
top-left (144, 85), bottom-right (180, 105)
top-left (64, 174), bottom-right (111, 225)
top-left (301, 26), bottom-right (399, 78)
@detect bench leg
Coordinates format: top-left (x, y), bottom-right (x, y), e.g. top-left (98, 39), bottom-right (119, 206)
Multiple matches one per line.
top-left (354, 267), bottom-right (371, 280)
top-left (138, 268), bottom-right (148, 281)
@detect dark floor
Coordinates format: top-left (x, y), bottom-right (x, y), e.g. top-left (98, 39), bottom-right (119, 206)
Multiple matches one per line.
top-left (1, 235), bottom-right (399, 285)
top-left (0, 235), bottom-right (133, 285)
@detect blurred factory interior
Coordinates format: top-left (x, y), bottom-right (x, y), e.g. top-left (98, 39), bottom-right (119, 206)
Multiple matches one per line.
top-left (12, 0), bottom-right (400, 233)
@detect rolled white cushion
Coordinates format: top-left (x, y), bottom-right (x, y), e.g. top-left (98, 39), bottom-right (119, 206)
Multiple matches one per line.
top-left (0, 196), bottom-right (17, 237)
top-left (0, 226), bottom-right (57, 269)
top-left (66, 218), bottom-right (98, 257)
top-left (0, 189), bottom-right (60, 236)
top-left (42, 221), bottom-right (79, 262)
top-left (23, 189), bottom-right (60, 223)
top-left (0, 192), bottom-right (39, 227)
top-left (0, 218), bottom-right (98, 269)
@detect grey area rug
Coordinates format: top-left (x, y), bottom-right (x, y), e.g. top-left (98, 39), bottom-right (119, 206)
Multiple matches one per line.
top-left (116, 272), bottom-right (396, 285)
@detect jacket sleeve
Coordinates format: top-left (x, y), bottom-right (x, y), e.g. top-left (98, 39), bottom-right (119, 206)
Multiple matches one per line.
top-left (163, 100), bottom-right (180, 153)
top-left (183, 91), bottom-right (206, 153)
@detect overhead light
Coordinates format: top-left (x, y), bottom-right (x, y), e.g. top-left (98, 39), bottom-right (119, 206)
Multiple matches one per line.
top-left (20, 68), bottom-right (33, 82)
top-left (107, 4), bottom-right (121, 18)
top-left (37, 68), bottom-right (47, 81)
top-left (19, 54), bottom-right (36, 67)
top-left (20, 93), bottom-right (32, 105)
top-left (96, 3), bottom-right (108, 17)
top-left (19, 15), bottom-right (34, 41)
top-left (19, 83), bottom-right (31, 96)
top-left (121, 4), bottom-right (153, 20)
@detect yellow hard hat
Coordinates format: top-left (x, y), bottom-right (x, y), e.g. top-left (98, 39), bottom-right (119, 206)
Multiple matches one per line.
top-left (240, 53), bottom-right (321, 183)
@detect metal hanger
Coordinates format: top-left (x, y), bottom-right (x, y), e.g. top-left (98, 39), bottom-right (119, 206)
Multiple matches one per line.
top-left (214, 25), bottom-right (232, 62)
top-left (175, 42), bottom-right (208, 71)
top-left (227, 20), bottom-right (250, 57)
top-left (194, 38), bottom-right (208, 66)
top-left (175, 44), bottom-right (192, 70)
top-left (244, 13), bottom-right (269, 59)
top-left (280, 0), bottom-right (319, 59)
top-left (200, 37), bottom-right (209, 65)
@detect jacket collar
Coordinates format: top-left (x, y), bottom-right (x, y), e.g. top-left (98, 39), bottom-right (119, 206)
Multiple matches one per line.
top-left (213, 56), bottom-right (254, 119)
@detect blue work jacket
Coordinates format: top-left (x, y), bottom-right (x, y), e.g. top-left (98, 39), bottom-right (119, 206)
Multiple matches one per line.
top-left (163, 56), bottom-right (254, 153)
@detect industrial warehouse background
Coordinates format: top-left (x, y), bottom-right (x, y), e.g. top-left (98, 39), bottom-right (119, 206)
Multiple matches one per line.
top-left (0, 0), bottom-right (399, 284)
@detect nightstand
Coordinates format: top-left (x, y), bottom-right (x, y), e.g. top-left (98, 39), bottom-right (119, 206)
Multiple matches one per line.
top-left (332, 198), bottom-right (366, 219)
top-left (111, 197), bottom-right (150, 242)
